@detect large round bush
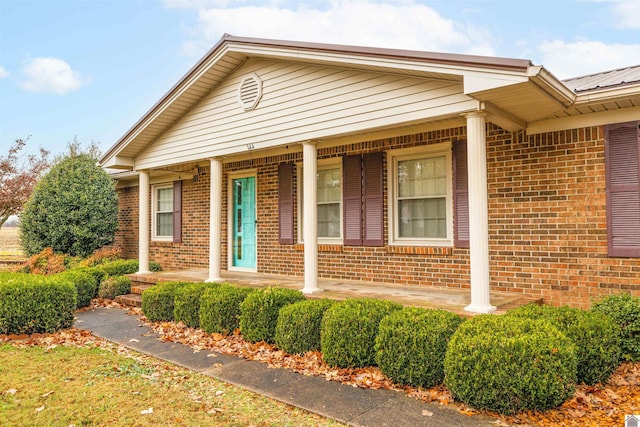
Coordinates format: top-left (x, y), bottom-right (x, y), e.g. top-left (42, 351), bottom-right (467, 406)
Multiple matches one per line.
top-left (275, 298), bottom-right (335, 355)
top-left (444, 314), bottom-right (577, 415)
top-left (141, 281), bottom-right (190, 322)
top-left (592, 293), bottom-right (640, 362)
top-left (239, 287), bottom-right (305, 343)
top-left (173, 283), bottom-right (219, 328)
top-left (21, 153), bottom-right (118, 257)
top-left (200, 285), bottom-right (255, 335)
top-left (375, 307), bottom-right (464, 388)
top-left (321, 298), bottom-right (401, 368)
top-left (507, 303), bottom-right (621, 384)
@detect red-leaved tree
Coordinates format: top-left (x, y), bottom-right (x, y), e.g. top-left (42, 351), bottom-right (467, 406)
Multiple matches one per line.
top-left (0, 137), bottom-right (50, 228)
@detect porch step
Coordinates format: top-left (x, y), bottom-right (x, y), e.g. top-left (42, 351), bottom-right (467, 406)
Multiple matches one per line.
top-left (115, 275), bottom-right (161, 307)
top-left (115, 293), bottom-right (142, 307)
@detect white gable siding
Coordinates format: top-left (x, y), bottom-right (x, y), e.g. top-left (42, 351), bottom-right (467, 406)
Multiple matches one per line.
top-left (134, 59), bottom-right (473, 169)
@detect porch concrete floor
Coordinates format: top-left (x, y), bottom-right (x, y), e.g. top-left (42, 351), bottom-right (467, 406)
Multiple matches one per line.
top-left (138, 269), bottom-right (539, 315)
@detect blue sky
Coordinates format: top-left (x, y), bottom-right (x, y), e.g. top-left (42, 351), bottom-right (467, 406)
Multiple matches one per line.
top-left (1, 0), bottom-right (639, 158)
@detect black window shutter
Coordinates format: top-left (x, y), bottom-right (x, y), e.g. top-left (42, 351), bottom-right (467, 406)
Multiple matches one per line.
top-left (363, 152), bottom-right (384, 246)
top-left (278, 162), bottom-right (295, 245)
top-left (453, 140), bottom-right (470, 248)
top-left (172, 180), bottom-right (182, 243)
top-left (343, 155), bottom-right (363, 246)
top-left (605, 121), bottom-right (640, 257)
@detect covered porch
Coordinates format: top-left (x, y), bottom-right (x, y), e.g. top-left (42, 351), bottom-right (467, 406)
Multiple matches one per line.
top-left (126, 269), bottom-right (541, 316)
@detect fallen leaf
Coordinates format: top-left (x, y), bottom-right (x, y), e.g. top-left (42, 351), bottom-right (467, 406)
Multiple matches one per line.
top-left (215, 390), bottom-right (224, 396)
top-left (5, 388), bottom-right (17, 395)
top-left (422, 410), bottom-right (433, 416)
top-left (41, 390), bottom-right (54, 398)
top-left (140, 407), bottom-right (153, 415)
top-left (207, 407), bottom-right (223, 414)
top-left (35, 405), bottom-right (45, 412)
top-left (129, 338), bottom-right (139, 343)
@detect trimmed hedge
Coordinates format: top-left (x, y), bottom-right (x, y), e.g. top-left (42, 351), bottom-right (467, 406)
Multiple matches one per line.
top-left (200, 285), bottom-right (255, 335)
top-left (141, 281), bottom-right (190, 322)
top-left (375, 307), bottom-right (464, 388)
top-left (173, 283), bottom-right (220, 328)
top-left (321, 298), bottom-right (402, 368)
top-left (239, 287), bottom-right (305, 343)
top-left (0, 273), bottom-right (76, 334)
top-left (275, 299), bottom-right (335, 355)
top-left (98, 275), bottom-right (132, 300)
top-left (592, 293), bottom-right (640, 362)
top-left (444, 314), bottom-right (577, 415)
top-left (55, 268), bottom-right (98, 308)
top-left (507, 304), bottom-right (621, 385)
top-left (100, 259), bottom-right (162, 276)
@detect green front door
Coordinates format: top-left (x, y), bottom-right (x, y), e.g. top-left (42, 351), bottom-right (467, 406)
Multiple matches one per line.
top-left (232, 176), bottom-right (256, 269)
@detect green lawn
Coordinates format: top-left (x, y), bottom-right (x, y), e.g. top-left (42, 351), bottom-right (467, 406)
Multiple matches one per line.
top-left (0, 343), bottom-right (342, 426)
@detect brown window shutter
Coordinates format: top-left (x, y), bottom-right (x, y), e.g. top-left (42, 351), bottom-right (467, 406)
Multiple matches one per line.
top-left (363, 152), bottom-right (384, 246)
top-left (453, 140), bottom-right (470, 248)
top-left (343, 155), bottom-right (363, 246)
top-left (605, 121), bottom-right (640, 257)
top-left (172, 180), bottom-right (182, 243)
top-left (278, 162), bottom-right (295, 244)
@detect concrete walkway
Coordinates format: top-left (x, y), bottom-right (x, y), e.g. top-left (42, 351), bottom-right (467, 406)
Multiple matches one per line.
top-left (75, 307), bottom-right (497, 427)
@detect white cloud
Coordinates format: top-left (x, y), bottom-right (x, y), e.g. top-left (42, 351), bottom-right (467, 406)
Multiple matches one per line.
top-left (169, 0), bottom-right (496, 58)
top-left (537, 39), bottom-right (640, 79)
top-left (609, 0), bottom-right (640, 29)
top-left (0, 66), bottom-right (9, 79)
top-left (21, 57), bottom-right (87, 95)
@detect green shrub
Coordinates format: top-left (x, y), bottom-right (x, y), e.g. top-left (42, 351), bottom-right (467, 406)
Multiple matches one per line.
top-left (321, 298), bottom-right (402, 368)
top-left (55, 268), bottom-right (98, 308)
top-left (239, 287), bottom-right (305, 343)
top-left (507, 304), bottom-right (621, 385)
top-left (0, 273), bottom-right (76, 334)
top-left (99, 259), bottom-right (162, 276)
top-left (20, 152), bottom-right (118, 257)
top-left (200, 285), bottom-right (255, 335)
top-left (80, 267), bottom-right (108, 289)
top-left (592, 293), bottom-right (640, 362)
top-left (444, 314), bottom-right (577, 415)
top-left (97, 275), bottom-right (132, 300)
top-left (141, 281), bottom-right (190, 322)
top-left (375, 307), bottom-right (464, 388)
top-left (173, 283), bottom-right (220, 328)
top-left (275, 299), bottom-right (335, 355)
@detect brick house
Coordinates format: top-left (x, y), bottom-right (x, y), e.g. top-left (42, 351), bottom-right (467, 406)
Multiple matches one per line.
top-left (101, 35), bottom-right (640, 312)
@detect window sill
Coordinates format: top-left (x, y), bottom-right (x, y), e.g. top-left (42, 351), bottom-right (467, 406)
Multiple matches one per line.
top-left (386, 246), bottom-right (453, 255)
top-left (294, 244), bottom-right (343, 253)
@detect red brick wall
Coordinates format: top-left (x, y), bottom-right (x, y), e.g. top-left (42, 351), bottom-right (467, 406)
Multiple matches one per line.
top-left (113, 124), bottom-right (640, 308)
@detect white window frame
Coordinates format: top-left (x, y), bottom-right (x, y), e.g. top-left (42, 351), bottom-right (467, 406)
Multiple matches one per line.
top-left (151, 183), bottom-right (173, 241)
top-left (387, 142), bottom-right (453, 247)
top-left (297, 158), bottom-right (343, 245)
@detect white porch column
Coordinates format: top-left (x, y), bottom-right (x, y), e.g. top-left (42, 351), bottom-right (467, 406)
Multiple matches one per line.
top-left (302, 141), bottom-right (321, 294)
top-left (137, 170), bottom-right (150, 274)
top-left (207, 157), bottom-right (224, 282)
top-left (464, 111), bottom-right (496, 313)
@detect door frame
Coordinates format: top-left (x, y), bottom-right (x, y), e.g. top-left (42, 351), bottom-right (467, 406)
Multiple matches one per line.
top-left (227, 169), bottom-right (258, 272)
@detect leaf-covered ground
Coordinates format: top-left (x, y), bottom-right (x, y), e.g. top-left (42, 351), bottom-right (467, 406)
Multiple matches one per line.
top-left (6, 299), bottom-right (638, 426)
top-left (117, 302), bottom-right (639, 427)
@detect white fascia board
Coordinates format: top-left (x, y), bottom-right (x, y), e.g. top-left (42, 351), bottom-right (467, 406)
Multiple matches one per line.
top-left (527, 66), bottom-right (576, 106)
top-left (527, 105), bottom-right (640, 134)
top-left (101, 155), bottom-right (134, 169)
top-left (228, 44), bottom-right (529, 81)
top-left (573, 83), bottom-right (640, 105)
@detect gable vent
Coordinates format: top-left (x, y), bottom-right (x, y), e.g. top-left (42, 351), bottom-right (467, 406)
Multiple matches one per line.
top-left (237, 73), bottom-right (263, 111)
